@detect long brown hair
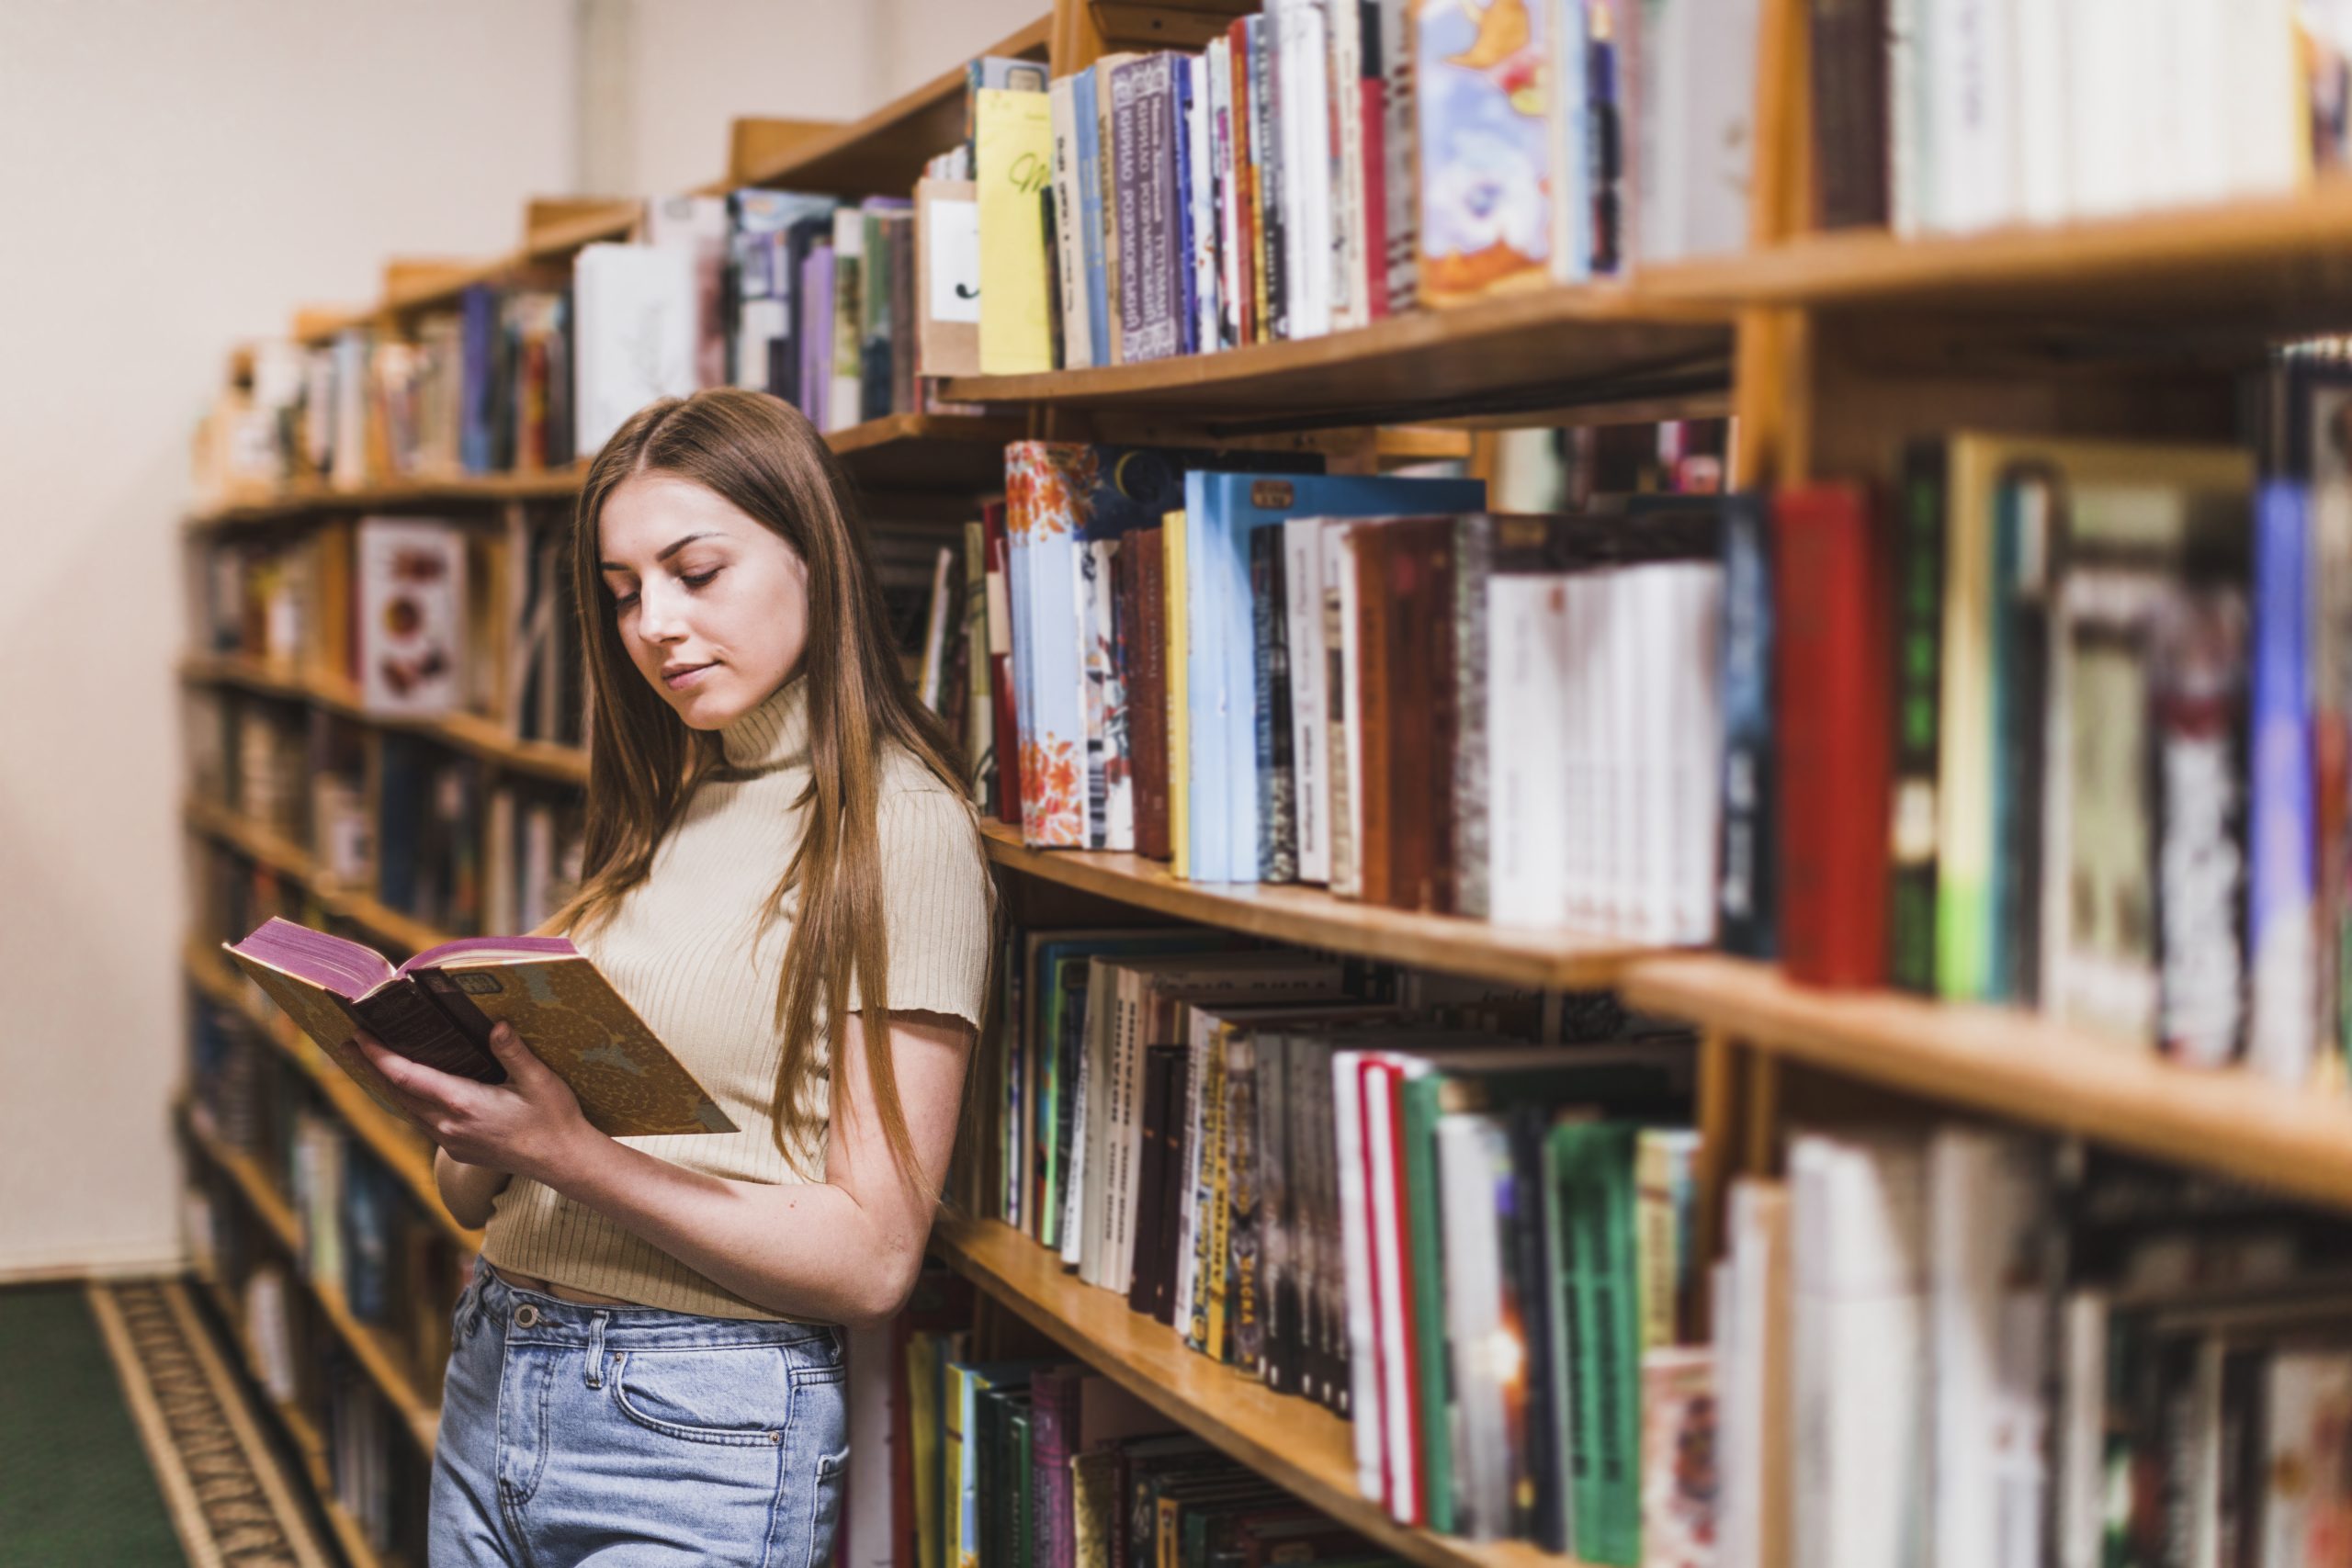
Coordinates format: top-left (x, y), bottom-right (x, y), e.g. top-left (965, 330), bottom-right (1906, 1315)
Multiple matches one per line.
top-left (551, 388), bottom-right (983, 1188)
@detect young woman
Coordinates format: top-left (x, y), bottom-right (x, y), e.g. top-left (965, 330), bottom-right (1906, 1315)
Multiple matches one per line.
top-left (355, 388), bottom-right (995, 1567)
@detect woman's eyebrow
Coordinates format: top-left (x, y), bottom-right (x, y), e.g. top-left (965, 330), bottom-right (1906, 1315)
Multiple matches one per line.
top-left (599, 531), bottom-right (717, 571)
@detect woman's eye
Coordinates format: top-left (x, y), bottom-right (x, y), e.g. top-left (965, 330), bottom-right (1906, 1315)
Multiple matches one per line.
top-left (611, 588), bottom-right (640, 610)
top-left (682, 568), bottom-right (722, 590)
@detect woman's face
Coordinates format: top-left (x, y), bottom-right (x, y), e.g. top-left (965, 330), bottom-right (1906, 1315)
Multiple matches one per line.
top-left (597, 472), bottom-right (810, 730)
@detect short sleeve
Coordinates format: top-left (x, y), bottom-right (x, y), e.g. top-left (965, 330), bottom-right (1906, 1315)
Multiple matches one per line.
top-left (844, 779), bottom-right (993, 1029)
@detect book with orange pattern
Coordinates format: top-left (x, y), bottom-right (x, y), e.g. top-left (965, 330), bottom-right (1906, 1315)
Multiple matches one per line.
top-left (225, 916), bottom-right (736, 1138)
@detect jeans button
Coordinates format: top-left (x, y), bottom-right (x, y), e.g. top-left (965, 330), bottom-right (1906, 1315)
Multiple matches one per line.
top-left (514, 1303), bottom-right (541, 1328)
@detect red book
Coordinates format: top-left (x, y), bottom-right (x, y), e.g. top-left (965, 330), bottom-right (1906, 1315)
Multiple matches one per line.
top-left (1773, 483), bottom-right (1894, 987)
top-left (1129, 528), bottom-right (1173, 861)
top-left (983, 499), bottom-right (1022, 827)
top-left (1359, 79), bottom-right (1389, 321)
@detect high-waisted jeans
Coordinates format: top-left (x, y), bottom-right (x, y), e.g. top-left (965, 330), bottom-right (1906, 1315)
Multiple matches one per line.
top-left (427, 1258), bottom-right (848, 1566)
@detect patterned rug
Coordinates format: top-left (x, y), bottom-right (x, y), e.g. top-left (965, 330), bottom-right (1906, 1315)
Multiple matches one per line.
top-left (0, 1278), bottom-right (333, 1568)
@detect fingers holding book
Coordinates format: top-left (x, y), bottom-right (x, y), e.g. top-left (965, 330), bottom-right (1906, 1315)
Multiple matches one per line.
top-left (354, 1021), bottom-right (597, 1186)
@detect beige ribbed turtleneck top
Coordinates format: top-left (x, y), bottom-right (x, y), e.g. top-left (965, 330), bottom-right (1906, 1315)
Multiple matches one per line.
top-left (479, 675), bottom-right (994, 1318)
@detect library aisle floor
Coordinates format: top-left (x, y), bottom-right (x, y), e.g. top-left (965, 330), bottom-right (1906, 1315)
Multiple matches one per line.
top-left (0, 1281), bottom-right (330, 1566)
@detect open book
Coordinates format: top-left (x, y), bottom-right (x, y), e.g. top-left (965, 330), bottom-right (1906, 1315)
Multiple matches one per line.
top-left (226, 917), bottom-right (737, 1138)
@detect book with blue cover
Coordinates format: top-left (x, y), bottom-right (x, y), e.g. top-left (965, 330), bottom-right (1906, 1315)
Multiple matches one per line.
top-left (1182, 471), bottom-right (1487, 884)
top-left (1072, 67), bottom-right (1113, 368)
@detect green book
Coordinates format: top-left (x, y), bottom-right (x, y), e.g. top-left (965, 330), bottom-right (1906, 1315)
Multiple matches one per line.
top-left (1548, 1119), bottom-right (1644, 1568)
top-left (1010, 1402), bottom-right (1035, 1568)
top-left (1400, 1051), bottom-right (1691, 1536)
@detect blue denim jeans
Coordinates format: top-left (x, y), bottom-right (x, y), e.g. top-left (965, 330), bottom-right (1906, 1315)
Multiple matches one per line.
top-left (427, 1259), bottom-right (848, 1566)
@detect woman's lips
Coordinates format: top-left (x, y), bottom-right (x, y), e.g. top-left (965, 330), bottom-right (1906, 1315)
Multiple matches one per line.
top-left (663, 661), bottom-right (716, 691)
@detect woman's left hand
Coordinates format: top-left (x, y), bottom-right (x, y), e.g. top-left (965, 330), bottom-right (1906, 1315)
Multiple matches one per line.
top-left (355, 1023), bottom-right (597, 1187)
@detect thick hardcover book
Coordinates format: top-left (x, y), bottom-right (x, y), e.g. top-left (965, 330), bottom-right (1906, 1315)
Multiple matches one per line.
top-left (1887, 444), bottom-right (1946, 993)
top-left (1773, 484), bottom-right (1893, 987)
top-left (1031, 1368), bottom-right (1083, 1568)
top-left (227, 918), bottom-right (735, 1138)
top-left (1250, 525), bottom-right (1299, 881)
top-left (1551, 1119), bottom-right (1643, 1567)
top-left (1811, 0), bottom-right (1891, 227)
top-left (1110, 53), bottom-right (1183, 364)
top-left (1383, 518), bottom-right (1458, 912)
top-left (1354, 524), bottom-right (1399, 908)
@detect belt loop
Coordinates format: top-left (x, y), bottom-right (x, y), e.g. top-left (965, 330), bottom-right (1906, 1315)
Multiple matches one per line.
top-left (584, 1311), bottom-right (610, 1389)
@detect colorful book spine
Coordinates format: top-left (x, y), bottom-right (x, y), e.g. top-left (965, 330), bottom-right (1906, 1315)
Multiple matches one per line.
top-left (1415, 0), bottom-right (1553, 303)
top-left (1111, 53), bottom-right (1183, 364)
top-left (2249, 479), bottom-right (2316, 1085)
top-left (1774, 483), bottom-right (1893, 987)
top-left (1717, 491), bottom-right (1778, 958)
top-left (1553, 1120), bottom-right (1641, 1568)
top-left (1072, 67), bottom-right (1113, 368)
top-left (1888, 444), bottom-right (1946, 992)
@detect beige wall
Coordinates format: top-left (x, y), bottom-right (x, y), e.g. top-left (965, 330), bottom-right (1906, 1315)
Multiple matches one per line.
top-left (0, 1), bottom-right (577, 1278)
top-left (0, 0), bottom-right (1047, 1279)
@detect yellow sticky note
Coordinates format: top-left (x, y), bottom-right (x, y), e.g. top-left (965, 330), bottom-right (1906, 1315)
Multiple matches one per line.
top-left (976, 86), bottom-right (1055, 376)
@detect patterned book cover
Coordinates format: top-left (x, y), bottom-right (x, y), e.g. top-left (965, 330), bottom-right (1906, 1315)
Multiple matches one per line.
top-left (1249, 525), bottom-right (1298, 882)
top-left (1638, 1347), bottom-right (1719, 1568)
top-left (1414, 0), bottom-right (1552, 307)
top-left (228, 927), bottom-right (735, 1139)
top-left (1110, 53), bottom-right (1183, 363)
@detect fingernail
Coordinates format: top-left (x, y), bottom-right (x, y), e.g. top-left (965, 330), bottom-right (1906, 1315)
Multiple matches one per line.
top-left (492, 1023), bottom-right (514, 1042)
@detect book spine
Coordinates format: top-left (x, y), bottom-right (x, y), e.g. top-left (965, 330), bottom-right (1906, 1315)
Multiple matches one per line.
top-left (985, 501), bottom-right (1021, 825)
top-left (1252, 16), bottom-right (1285, 340)
top-left (1050, 77), bottom-right (1091, 369)
top-left (1227, 20), bottom-right (1259, 345)
top-left (1560, 1122), bottom-right (1641, 1565)
top-left (1284, 522), bottom-right (1330, 885)
top-left (1329, 524), bottom-right (1364, 899)
top-left (1354, 526), bottom-right (1396, 908)
top-left (1074, 68), bottom-right (1113, 369)
top-left (1452, 515), bottom-right (1491, 918)
top-left (1225, 1031), bottom-right (1261, 1371)
top-left (1094, 62), bottom-right (1126, 364)
top-left (1774, 484), bottom-right (1893, 987)
top-left (1134, 529), bottom-right (1171, 861)
top-left (1251, 527), bottom-right (1300, 881)
top-left (2249, 479), bottom-right (2315, 1085)
top-left (1182, 1023), bottom-right (1228, 1354)
top-left (1114, 55), bottom-right (1182, 364)
top-left (1888, 444), bottom-right (1945, 993)
top-left (1254, 1033), bottom-right (1293, 1392)
top-left (1128, 1042), bottom-right (1177, 1314)
top-left (1403, 1077), bottom-right (1455, 1535)
top-left (1810, 0), bottom-right (1892, 228)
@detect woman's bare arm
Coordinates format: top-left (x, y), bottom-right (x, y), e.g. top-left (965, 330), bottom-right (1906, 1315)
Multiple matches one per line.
top-left (433, 1149), bottom-right (512, 1231)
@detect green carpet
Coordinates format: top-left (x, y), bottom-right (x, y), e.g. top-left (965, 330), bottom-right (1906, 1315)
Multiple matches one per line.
top-left (0, 1284), bottom-right (182, 1566)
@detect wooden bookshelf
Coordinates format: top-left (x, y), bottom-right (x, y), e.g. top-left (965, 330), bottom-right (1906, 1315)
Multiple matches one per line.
top-left (180, 654), bottom-right (592, 787)
top-left (184, 795), bottom-right (452, 956)
top-left (191, 1271), bottom-right (396, 1568)
top-left (1619, 953), bottom-right (2352, 1212)
top-left (187, 412), bottom-right (1028, 530)
top-left (184, 939), bottom-right (481, 1249)
top-left (978, 819), bottom-right (1655, 988)
top-left (178, 1107), bottom-right (444, 1452)
top-left (930, 1215), bottom-right (1575, 1568)
top-left (942, 280), bottom-right (1732, 428)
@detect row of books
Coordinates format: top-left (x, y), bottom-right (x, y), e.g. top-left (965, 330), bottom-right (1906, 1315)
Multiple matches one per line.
top-left (985, 440), bottom-right (1726, 937)
top-left (1745, 372), bottom-right (2352, 1089)
top-left (188, 990), bottom-right (469, 1393)
top-left (1813, 0), bottom-right (2352, 237)
top-left (185, 1194), bottom-right (429, 1561)
top-left (982, 928), bottom-right (1714, 1555)
top-left (1724, 1130), bottom-right (2352, 1568)
top-left (963, 0), bottom-right (1757, 378)
top-left (891, 1267), bottom-right (1405, 1568)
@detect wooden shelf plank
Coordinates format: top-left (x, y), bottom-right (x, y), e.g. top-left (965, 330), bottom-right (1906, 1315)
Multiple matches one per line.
top-left (730, 16), bottom-right (1052, 197)
top-left (1645, 179), bottom-right (2352, 325)
top-left (941, 282), bottom-right (1729, 427)
top-left (184, 937), bottom-right (481, 1249)
top-left (186, 412), bottom-right (1018, 530)
top-left (931, 1217), bottom-right (1576, 1568)
top-left (183, 795), bottom-right (455, 956)
top-left (979, 819), bottom-right (1654, 988)
top-left (179, 655), bottom-right (591, 787)
top-left (179, 1109), bottom-right (446, 1451)
top-left (1619, 953), bottom-right (2352, 1211)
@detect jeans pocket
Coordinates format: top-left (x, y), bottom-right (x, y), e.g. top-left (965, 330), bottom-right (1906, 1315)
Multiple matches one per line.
top-left (610, 1346), bottom-right (793, 1446)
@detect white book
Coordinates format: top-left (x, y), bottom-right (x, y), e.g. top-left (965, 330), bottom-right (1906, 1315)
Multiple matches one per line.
top-left (1928, 1127), bottom-right (2046, 1568)
top-left (1100, 969), bottom-right (1150, 1293)
top-left (1632, 566), bottom-right (1679, 942)
top-left (2011, 0), bottom-right (2071, 225)
top-left (1332, 1048), bottom-right (1385, 1499)
top-left (1187, 53), bottom-right (1220, 355)
top-left (1170, 1007), bottom-right (1217, 1333)
top-left (1677, 0), bottom-right (1760, 259)
top-left (1887, 0), bottom-right (1931, 234)
top-left (1048, 76), bottom-right (1092, 368)
top-left (918, 544), bottom-right (956, 712)
top-left (1284, 519), bottom-right (1332, 883)
top-left (1791, 1132), bottom-right (1929, 1568)
top-left (1330, 522), bottom-right (1370, 899)
top-left (1363, 1055), bottom-right (1422, 1521)
top-left (1635, 0), bottom-right (1686, 263)
top-left (1436, 1113), bottom-right (1514, 1540)
top-left (1283, 0), bottom-right (1336, 338)
top-left (827, 208), bottom-right (864, 433)
top-left (1059, 978), bottom-right (1103, 1269)
top-left (2067, 0), bottom-right (2144, 219)
top-left (573, 242), bottom-right (696, 457)
top-left (1669, 564), bottom-right (1724, 943)
top-left (1329, 0), bottom-right (1365, 331)
top-left (1076, 959), bottom-right (1130, 1289)
top-left (1600, 569), bottom-right (1641, 933)
top-left (331, 330), bottom-right (369, 490)
top-left (644, 192), bottom-right (730, 389)
top-left (2055, 1290), bottom-right (2109, 1568)
top-left (1550, 0), bottom-right (1594, 282)
top-left (1563, 572), bottom-right (1603, 928)
top-left (1928, 0), bottom-right (2018, 232)
top-left (1210, 37), bottom-right (1244, 349)
top-left (1487, 574), bottom-right (1577, 925)
top-left (2217, 0), bottom-right (2303, 201)
top-left (1377, 0), bottom-right (1419, 311)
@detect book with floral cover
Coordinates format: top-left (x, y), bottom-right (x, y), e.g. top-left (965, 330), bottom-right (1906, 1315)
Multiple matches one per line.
top-left (225, 917), bottom-right (736, 1138)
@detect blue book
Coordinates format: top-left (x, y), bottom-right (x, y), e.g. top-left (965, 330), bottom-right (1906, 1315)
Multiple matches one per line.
top-left (1716, 490), bottom-right (1776, 958)
top-left (1182, 471), bottom-right (1487, 883)
top-left (458, 285), bottom-right (499, 474)
top-left (1171, 56), bottom-right (1199, 355)
top-left (1072, 69), bottom-right (1112, 369)
top-left (2250, 479), bottom-right (2315, 1081)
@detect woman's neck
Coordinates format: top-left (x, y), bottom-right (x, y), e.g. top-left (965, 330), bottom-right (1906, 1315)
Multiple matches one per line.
top-left (718, 674), bottom-right (810, 773)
